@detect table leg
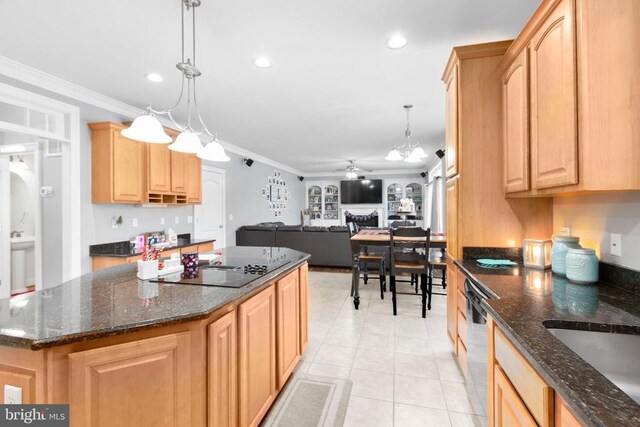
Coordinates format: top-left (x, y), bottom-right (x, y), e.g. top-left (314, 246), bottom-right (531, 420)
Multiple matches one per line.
top-left (352, 256), bottom-right (361, 310)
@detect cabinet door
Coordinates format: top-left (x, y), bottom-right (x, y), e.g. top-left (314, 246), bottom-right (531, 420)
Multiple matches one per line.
top-left (147, 143), bottom-right (171, 192)
top-left (112, 131), bottom-right (145, 203)
top-left (446, 258), bottom-right (457, 347)
top-left (503, 49), bottom-right (530, 193)
top-left (445, 63), bottom-right (460, 178)
top-left (186, 155), bottom-right (202, 203)
top-left (445, 176), bottom-right (459, 259)
top-left (68, 333), bottom-right (192, 427)
top-left (208, 311), bottom-right (237, 427)
top-left (529, 0), bottom-right (578, 190)
top-left (276, 271), bottom-right (300, 389)
top-left (239, 285), bottom-right (277, 427)
top-left (299, 263), bottom-right (309, 354)
top-left (171, 150), bottom-right (187, 193)
top-left (494, 365), bottom-right (537, 427)
top-left (555, 394), bottom-right (582, 427)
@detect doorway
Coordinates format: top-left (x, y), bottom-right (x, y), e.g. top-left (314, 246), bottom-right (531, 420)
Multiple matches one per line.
top-left (194, 166), bottom-right (226, 249)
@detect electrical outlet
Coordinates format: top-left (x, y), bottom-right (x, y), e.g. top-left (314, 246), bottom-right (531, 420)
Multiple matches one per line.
top-left (175, 216), bottom-right (180, 224)
top-left (611, 233), bottom-right (622, 257)
top-left (4, 385), bottom-right (22, 404)
top-left (160, 217), bottom-right (165, 225)
top-left (132, 218), bottom-right (138, 227)
top-left (561, 227), bottom-right (572, 235)
top-left (229, 214), bottom-right (234, 221)
top-left (187, 216), bottom-right (193, 224)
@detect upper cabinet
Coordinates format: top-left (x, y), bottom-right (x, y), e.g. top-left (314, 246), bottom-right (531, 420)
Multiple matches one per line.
top-left (90, 122), bottom-right (145, 204)
top-left (529, 0), bottom-right (577, 190)
top-left (501, 0), bottom-right (640, 195)
top-left (90, 122), bottom-right (202, 205)
top-left (502, 49), bottom-right (530, 194)
top-left (445, 64), bottom-right (459, 178)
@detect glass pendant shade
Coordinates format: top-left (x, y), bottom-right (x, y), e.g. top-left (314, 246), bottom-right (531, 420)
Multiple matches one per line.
top-left (410, 146), bottom-right (427, 159)
top-left (385, 149), bottom-right (403, 161)
top-left (404, 152), bottom-right (422, 163)
top-left (346, 171), bottom-right (357, 179)
top-left (197, 140), bottom-right (230, 162)
top-left (168, 130), bottom-right (203, 153)
top-left (121, 114), bottom-right (172, 143)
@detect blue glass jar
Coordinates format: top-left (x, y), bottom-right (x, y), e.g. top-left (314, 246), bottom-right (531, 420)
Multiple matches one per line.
top-left (551, 236), bottom-right (581, 275)
top-left (566, 248), bottom-right (599, 284)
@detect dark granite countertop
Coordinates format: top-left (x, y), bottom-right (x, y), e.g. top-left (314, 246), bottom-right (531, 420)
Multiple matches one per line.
top-left (0, 247), bottom-right (309, 350)
top-left (89, 238), bottom-right (216, 257)
top-left (455, 259), bottom-right (640, 427)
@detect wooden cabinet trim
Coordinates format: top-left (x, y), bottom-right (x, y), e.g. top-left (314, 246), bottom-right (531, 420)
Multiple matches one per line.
top-left (494, 364), bottom-right (538, 427)
top-left (276, 271), bottom-right (301, 389)
top-left (208, 311), bottom-right (237, 427)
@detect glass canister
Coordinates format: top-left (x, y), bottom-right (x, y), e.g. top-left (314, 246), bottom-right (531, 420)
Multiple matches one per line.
top-left (551, 236), bottom-right (581, 275)
top-left (566, 248), bottom-right (599, 284)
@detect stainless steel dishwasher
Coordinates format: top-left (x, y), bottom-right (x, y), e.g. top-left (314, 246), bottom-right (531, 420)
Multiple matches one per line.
top-left (464, 278), bottom-right (490, 415)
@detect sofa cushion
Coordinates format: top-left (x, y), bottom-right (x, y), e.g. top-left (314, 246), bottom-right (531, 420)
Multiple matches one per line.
top-left (328, 225), bottom-right (348, 232)
top-left (278, 225), bottom-right (303, 232)
top-left (303, 226), bottom-right (329, 232)
top-left (241, 224), bottom-right (278, 231)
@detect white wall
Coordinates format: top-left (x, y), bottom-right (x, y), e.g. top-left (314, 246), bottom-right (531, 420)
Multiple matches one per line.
top-left (553, 192), bottom-right (640, 271)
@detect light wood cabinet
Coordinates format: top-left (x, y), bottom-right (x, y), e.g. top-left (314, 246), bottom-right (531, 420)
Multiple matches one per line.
top-left (555, 394), bottom-right (583, 427)
top-left (276, 271), bottom-right (300, 389)
top-left (186, 154), bottom-right (203, 204)
top-left (299, 262), bottom-right (309, 353)
top-left (90, 122), bottom-right (146, 204)
top-left (446, 258), bottom-right (457, 346)
top-left (445, 176), bottom-right (459, 259)
top-left (529, 0), bottom-right (577, 190)
top-left (92, 243), bottom-right (213, 272)
top-left (171, 150), bottom-right (188, 193)
top-left (494, 365), bottom-right (538, 427)
top-left (68, 333), bottom-right (193, 427)
top-left (239, 285), bottom-right (277, 427)
top-left (148, 142), bottom-right (172, 192)
top-left (445, 63), bottom-right (459, 178)
top-left (208, 312), bottom-right (237, 427)
top-left (502, 49), bottom-right (530, 193)
top-left (90, 121), bottom-right (202, 205)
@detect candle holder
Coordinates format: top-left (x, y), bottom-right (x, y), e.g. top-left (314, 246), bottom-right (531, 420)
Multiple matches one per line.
top-left (523, 269), bottom-right (553, 297)
top-left (523, 239), bottom-right (552, 269)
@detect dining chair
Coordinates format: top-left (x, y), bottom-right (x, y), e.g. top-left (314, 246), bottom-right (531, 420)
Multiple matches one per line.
top-left (348, 222), bottom-right (387, 303)
top-left (389, 227), bottom-right (432, 317)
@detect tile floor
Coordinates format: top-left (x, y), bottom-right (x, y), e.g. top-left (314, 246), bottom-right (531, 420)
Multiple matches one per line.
top-left (296, 271), bottom-right (487, 427)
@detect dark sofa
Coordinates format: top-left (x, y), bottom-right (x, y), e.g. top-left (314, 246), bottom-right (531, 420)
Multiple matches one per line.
top-left (236, 223), bottom-right (351, 267)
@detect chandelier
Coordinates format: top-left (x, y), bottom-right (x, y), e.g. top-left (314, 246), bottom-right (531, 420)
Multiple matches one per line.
top-left (121, 0), bottom-right (230, 162)
top-left (385, 105), bottom-right (427, 163)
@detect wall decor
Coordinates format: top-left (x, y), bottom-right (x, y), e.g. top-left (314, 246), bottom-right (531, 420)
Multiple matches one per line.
top-left (263, 170), bottom-right (290, 217)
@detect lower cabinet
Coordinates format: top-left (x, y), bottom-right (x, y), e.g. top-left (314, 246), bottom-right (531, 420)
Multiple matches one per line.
top-left (68, 333), bottom-right (194, 427)
top-left (276, 271), bottom-right (301, 389)
top-left (238, 285), bottom-right (278, 427)
top-left (299, 262), bottom-right (309, 354)
top-left (208, 312), bottom-right (237, 427)
top-left (494, 365), bottom-right (537, 427)
top-left (446, 258), bottom-right (457, 346)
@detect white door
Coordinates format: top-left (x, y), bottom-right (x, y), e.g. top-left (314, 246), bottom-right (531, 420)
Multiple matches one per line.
top-left (194, 166), bottom-right (226, 248)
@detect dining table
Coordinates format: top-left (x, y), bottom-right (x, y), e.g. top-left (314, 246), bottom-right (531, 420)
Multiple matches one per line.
top-left (349, 230), bottom-right (447, 309)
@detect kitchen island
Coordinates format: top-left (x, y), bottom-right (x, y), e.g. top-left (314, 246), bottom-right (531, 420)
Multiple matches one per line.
top-left (0, 246), bottom-right (310, 427)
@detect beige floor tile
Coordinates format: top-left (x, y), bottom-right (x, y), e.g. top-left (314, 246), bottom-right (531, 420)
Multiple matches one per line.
top-left (395, 335), bottom-right (433, 356)
top-left (358, 331), bottom-right (395, 351)
top-left (323, 328), bottom-right (361, 348)
top-left (300, 343), bottom-right (321, 362)
top-left (307, 363), bottom-right (351, 379)
top-left (443, 382), bottom-right (485, 415)
top-left (394, 403), bottom-right (452, 427)
top-left (436, 357), bottom-right (466, 383)
top-left (313, 343), bottom-right (357, 368)
top-left (394, 375), bottom-right (447, 410)
top-left (344, 396), bottom-right (393, 427)
top-left (394, 352), bottom-right (440, 379)
top-left (349, 368), bottom-right (394, 402)
top-left (448, 411), bottom-right (487, 427)
top-left (353, 347), bottom-right (394, 373)
top-left (395, 317), bottom-right (429, 338)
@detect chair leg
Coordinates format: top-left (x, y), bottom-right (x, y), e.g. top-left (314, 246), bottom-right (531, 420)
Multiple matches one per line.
top-left (428, 270), bottom-right (433, 311)
top-left (442, 268), bottom-right (447, 289)
top-left (379, 259), bottom-right (385, 300)
top-left (421, 274), bottom-right (427, 318)
top-left (363, 263), bottom-right (369, 284)
top-left (391, 275), bottom-right (397, 316)
top-left (351, 259), bottom-right (361, 310)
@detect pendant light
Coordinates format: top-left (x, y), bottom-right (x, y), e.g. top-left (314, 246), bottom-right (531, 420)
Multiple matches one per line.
top-left (122, 0), bottom-right (230, 161)
top-left (385, 105), bottom-right (428, 163)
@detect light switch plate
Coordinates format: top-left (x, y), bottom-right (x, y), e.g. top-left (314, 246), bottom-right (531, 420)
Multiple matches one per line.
top-left (160, 217), bottom-right (165, 225)
top-left (561, 227), bottom-right (572, 235)
top-left (229, 214), bottom-right (234, 221)
top-left (187, 216), bottom-right (193, 224)
top-left (4, 385), bottom-right (22, 404)
top-left (175, 216), bottom-right (180, 224)
top-left (611, 233), bottom-right (622, 257)
top-left (132, 218), bottom-right (138, 227)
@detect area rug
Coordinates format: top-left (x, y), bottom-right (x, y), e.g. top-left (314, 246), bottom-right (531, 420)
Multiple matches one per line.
top-left (262, 372), bottom-right (352, 427)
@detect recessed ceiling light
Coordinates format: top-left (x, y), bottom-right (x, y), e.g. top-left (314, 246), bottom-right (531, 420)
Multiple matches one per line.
top-left (253, 57), bottom-right (272, 69)
top-left (145, 73), bottom-right (164, 83)
top-left (386, 34), bottom-right (408, 50)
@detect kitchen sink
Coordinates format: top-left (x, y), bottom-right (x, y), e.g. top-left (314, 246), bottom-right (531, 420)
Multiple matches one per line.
top-left (546, 326), bottom-right (640, 404)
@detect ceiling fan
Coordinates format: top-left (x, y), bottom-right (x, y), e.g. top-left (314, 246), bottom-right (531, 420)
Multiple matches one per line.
top-left (334, 161), bottom-right (372, 179)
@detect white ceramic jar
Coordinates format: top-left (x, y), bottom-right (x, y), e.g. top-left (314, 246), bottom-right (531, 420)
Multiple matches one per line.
top-left (551, 236), bottom-right (581, 275)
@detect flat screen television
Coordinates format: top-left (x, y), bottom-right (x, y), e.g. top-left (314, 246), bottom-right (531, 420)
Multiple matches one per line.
top-left (340, 179), bottom-right (383, 204)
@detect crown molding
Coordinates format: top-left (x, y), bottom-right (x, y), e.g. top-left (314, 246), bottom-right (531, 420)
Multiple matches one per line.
top-left (0, 55), bottom-right (304, 176)
top-left (304, 168), bottom-right (425, 178)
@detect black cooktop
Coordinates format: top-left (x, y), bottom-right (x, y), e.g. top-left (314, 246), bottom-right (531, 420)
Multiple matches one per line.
top-left (150, 251), bottom-right (291, 288)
